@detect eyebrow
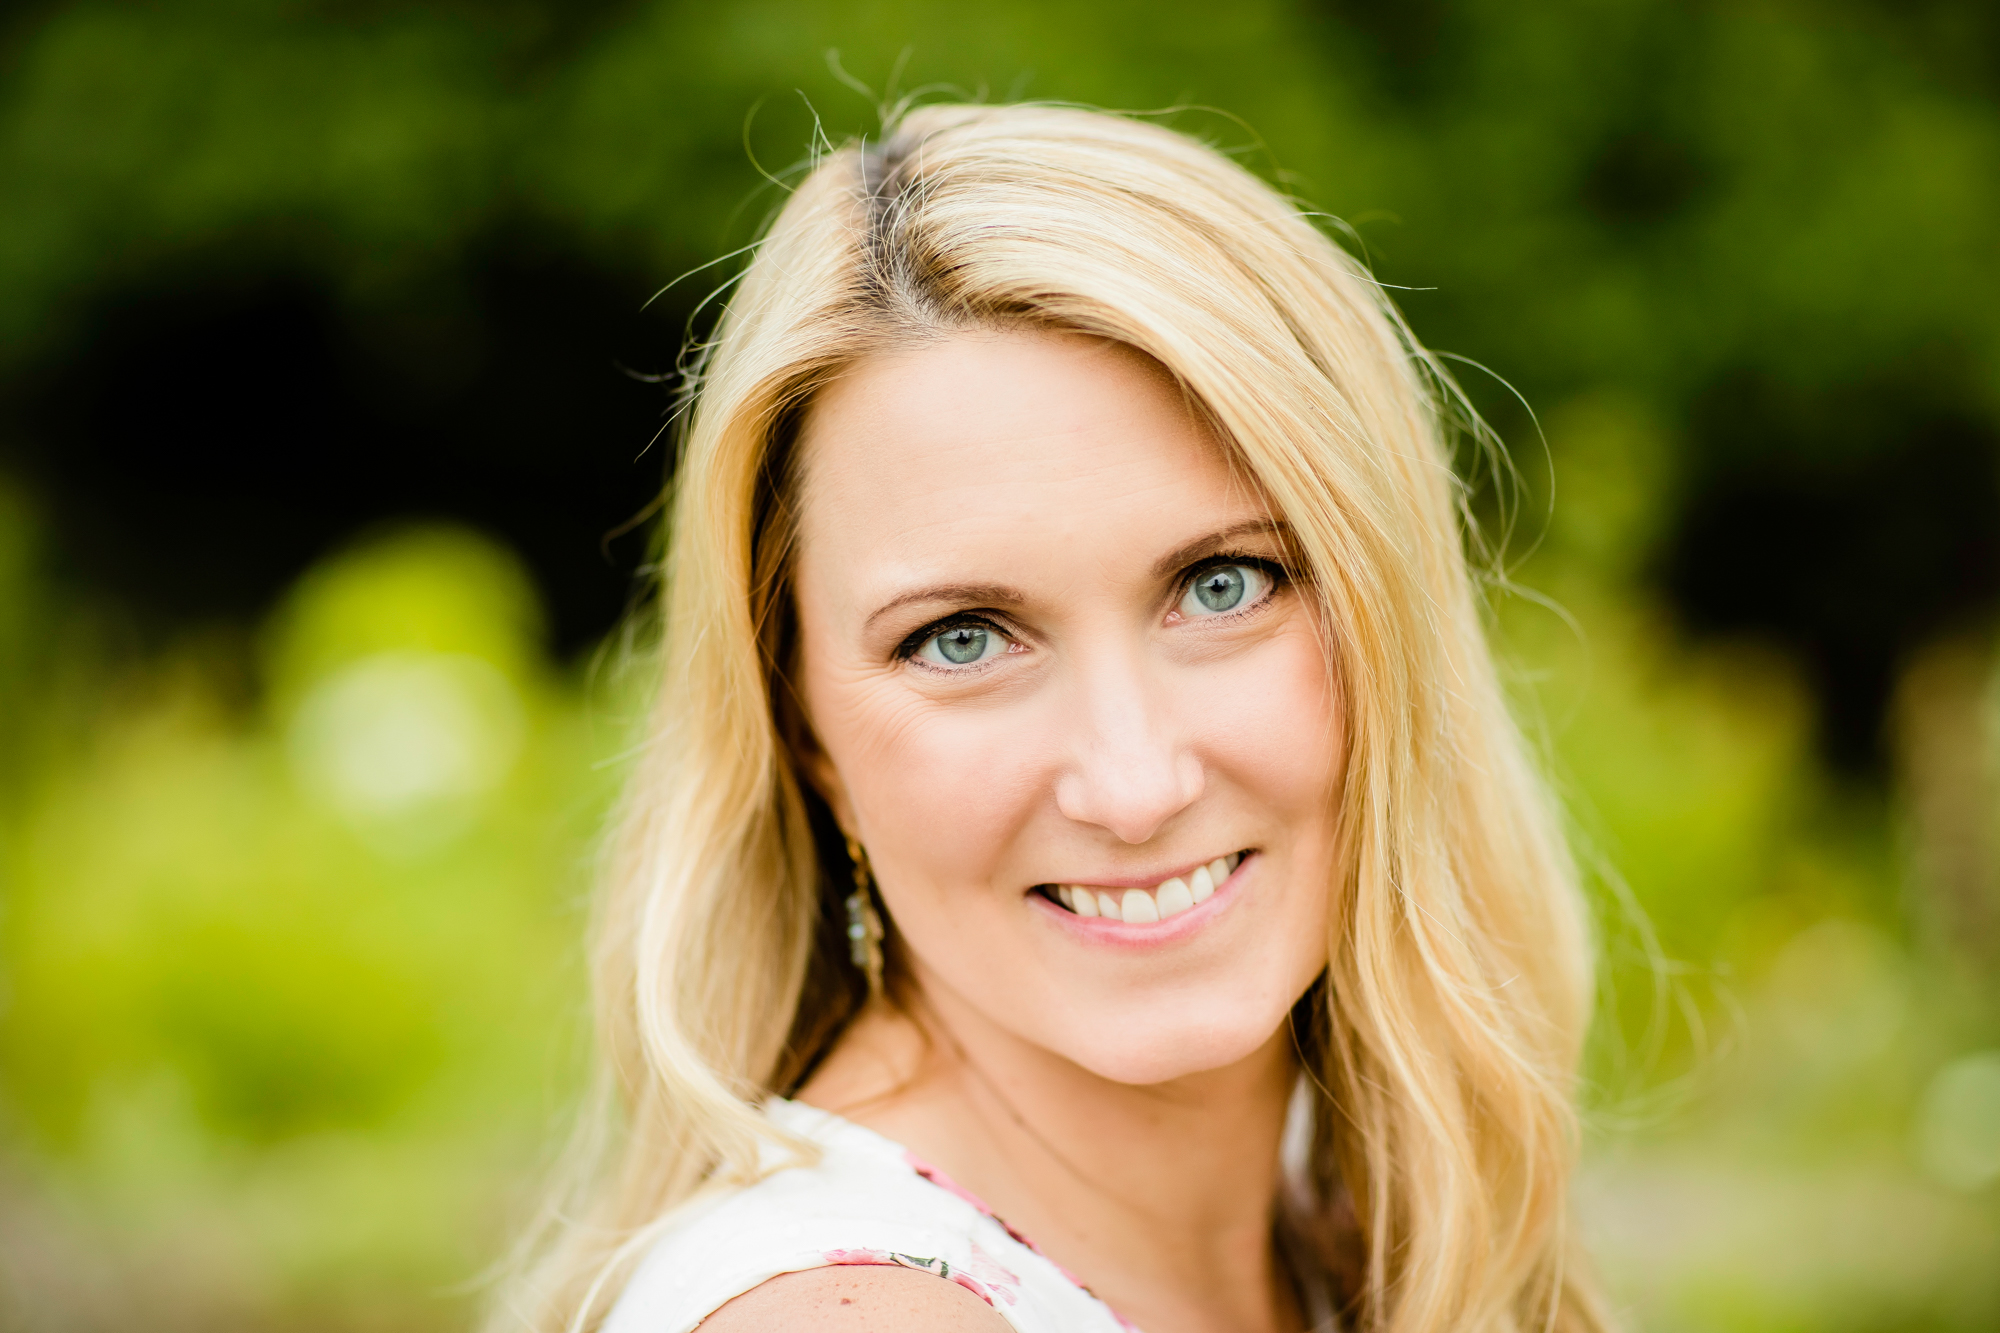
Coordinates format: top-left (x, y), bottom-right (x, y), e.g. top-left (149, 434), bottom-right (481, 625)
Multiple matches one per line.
top-left (1148, 518), bottom-right (1292, 580)
top-left (864, 582), bottom-right (1028, 632)
top-left (861, 519), bottom-right (1292, 633)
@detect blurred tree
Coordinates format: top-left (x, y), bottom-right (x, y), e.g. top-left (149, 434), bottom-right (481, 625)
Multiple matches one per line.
top-left (0, 2), bottom-right (1996, 1330)
top-left (1, 0), bottom-right (1993, 762)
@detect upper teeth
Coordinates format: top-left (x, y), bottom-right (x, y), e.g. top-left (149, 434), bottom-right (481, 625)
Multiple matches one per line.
top-left (1056, 853), bottom-right (1240, 922)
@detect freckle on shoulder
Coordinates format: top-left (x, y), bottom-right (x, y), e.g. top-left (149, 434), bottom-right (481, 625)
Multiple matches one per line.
top-left (698, 1265), bottom-right (1014, 1330)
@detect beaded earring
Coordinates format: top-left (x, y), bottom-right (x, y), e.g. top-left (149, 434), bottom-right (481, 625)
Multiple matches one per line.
top-left (843, 835), bottom-right (885, 998)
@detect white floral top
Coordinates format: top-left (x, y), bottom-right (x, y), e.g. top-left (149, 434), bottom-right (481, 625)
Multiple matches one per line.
top-left (601, 1098), bottom-right (1135, 1332)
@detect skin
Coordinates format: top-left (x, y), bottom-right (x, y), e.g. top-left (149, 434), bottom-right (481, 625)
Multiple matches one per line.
top-left (708, 1266), bottom-right (1011, 1330)
top-left (704, 328), bottom-right (1342, 1333)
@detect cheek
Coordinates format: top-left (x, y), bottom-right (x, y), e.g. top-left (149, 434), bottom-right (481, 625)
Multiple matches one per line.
top-left (808, 670), bottom-right (1051, 891)
top-left (1194, 621), bottom-right (1343, 818)
top-left (804, 618), bottom-right (1342, 1085)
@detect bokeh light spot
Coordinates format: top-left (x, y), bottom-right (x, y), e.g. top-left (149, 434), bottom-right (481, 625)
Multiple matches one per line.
top-left (1915, 1052), bottom-right (2000, 1193)
top-left (289, 650), bottom-right (525, 847)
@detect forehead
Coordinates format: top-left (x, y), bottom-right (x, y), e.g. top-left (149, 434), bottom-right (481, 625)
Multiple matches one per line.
top-left (794, 328), bottom-right (1249, 571)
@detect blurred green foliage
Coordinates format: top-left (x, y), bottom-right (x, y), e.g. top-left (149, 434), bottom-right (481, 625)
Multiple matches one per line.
top-left (0, 502), bottom-right (636, 1328)
top-left (0, 2), bottom-right (1997, 1331)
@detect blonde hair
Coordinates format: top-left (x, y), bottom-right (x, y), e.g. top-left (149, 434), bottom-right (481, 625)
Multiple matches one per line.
top-left (500, 103), bottom-right (1609, 1333)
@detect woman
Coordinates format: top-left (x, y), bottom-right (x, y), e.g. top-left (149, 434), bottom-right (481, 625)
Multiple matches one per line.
top-left (502, 103), bottom-right (1609, 1333)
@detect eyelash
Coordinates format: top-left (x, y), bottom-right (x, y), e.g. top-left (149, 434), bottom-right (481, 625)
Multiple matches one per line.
top-left (894, 551), bottom-right (1290, 664)
top-left (896, 613), bottom-right (1013, 663)
top-left (1178, 554), bottom-right (1289, 619)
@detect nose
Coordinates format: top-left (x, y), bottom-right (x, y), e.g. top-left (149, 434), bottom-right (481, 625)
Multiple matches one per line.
top-left (1053, 657), bottom-right (1204, 845)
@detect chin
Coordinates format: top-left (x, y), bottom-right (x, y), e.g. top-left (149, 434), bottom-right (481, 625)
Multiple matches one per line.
top-left (1053, 1010), bottom-right (1287, 1086)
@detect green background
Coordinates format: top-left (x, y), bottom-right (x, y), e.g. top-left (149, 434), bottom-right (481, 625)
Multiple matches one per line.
top-left (2, 2), bottom-right (1998, 1329)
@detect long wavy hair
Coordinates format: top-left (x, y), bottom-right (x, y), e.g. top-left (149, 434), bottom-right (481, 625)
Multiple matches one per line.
top-left (496, 102), bottom-right (1609, 1333)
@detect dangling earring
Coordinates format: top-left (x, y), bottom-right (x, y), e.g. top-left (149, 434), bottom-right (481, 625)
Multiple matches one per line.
top-left (844, 835), bottom-right (885, 999)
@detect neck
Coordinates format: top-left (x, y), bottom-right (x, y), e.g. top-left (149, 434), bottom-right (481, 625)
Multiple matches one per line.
top-left (800, 962), bottom-right (1304, 1333)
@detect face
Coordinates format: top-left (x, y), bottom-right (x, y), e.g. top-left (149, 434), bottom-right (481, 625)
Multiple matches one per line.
top-left (792, 327), bottom-right (1340, 1086)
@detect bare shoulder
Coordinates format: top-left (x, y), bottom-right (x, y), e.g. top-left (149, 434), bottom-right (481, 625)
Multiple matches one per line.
top-left (698, 1264), bottom-right (1014, 1331)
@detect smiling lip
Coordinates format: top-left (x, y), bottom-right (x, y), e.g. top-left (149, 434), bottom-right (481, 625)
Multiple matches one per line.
top-left (1034, 851), bottom-right (1251, 927)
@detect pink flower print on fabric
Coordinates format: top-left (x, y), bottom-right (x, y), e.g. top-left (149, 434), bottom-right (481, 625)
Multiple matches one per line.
top-left (821, 1247), bottom-right (896, 1266)
top-left (905, 1152), bottom-right (1102, 1294)
top-left (815, 1245), bottom-right (1019, 1308)
top-left (956, 1241), bottom-right (1022, 1306)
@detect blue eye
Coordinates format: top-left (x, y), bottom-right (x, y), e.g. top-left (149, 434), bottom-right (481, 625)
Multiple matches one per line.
top-left (1178, 563), bottom-right (1271, 617)
top-left (916, 622), bottom-right (1009, 667)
